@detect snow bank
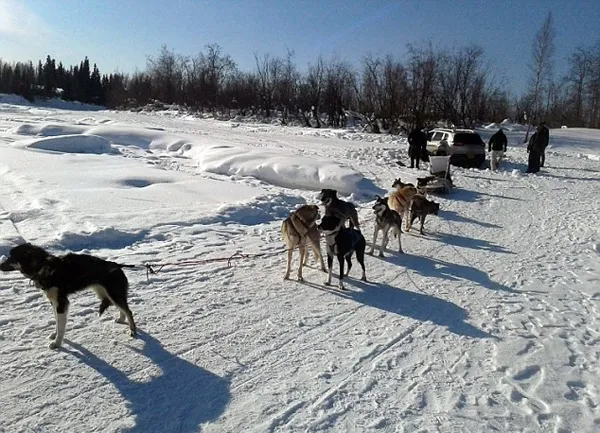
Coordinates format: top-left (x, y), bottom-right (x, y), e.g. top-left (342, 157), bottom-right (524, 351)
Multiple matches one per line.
top-left (0, 94), bottom-right (31, 105)
top-left (8, 122), bottom-right (373, 194)
top-left (494, 119), bottom-right (527, 132)
top-left (186, 144), bottom-right (364, 194)
top-left (13, 134), bottom-right (116, 154)
top-left (0, 93), bottom-right (104, 111)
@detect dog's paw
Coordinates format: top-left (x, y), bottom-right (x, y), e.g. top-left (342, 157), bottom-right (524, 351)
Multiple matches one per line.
top-left (378, 252), bottom-right (385, 258)
top-left (48, 341), bottom-right (61, 350)
top-left (283, 274), bottom-right (290, 281)
top-left (297, 276), bottom-right (304, 282)
top-left (128, 329), bottom-right (136, 338)
top-left (324, 281), bottom-right (331, 286)
top-left (361, 276), bottom-right (367, 282)
top-left (115, 317), bottom-right (127, 325)
top-left (48, 332), bottom-right (57, 340)
top-left (338, 284), bottom-right (346, 290)
top-left (398, 249), bottom-right (404, 254)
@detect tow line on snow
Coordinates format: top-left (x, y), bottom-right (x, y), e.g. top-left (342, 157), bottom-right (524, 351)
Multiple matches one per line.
top-left (138, 247), bottom-right (294, 282)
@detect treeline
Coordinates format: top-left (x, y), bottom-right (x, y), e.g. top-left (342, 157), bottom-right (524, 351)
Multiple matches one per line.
top-left (0, 44), bottom-right (511, 130)
top-left (0, 56), bottom-right (126, 106)
top-left (1, 39), bottom-right (600, 129)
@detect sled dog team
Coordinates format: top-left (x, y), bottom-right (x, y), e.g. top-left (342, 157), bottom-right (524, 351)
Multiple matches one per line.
top-left (0, 179), bottom-right (438, 349)
top-left (281, 180), bottom-right (440, 291)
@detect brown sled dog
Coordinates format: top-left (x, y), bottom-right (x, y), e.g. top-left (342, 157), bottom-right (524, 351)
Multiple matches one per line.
top-left (388, 179), bottom-right (418, 229)
top-left (281, 204), bottom-right (326, 281)
top-left (407, 194), bottom-right (440, 235)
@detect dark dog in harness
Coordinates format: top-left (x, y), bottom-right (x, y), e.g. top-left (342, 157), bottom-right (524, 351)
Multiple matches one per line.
top-left (317, 215), bottom-right (367, 290)
top-left (318, 189), bottom-right (361, 231)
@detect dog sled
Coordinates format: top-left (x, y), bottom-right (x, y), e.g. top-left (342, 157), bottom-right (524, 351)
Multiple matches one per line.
top-left (418, 155), bottom-right (453, 194)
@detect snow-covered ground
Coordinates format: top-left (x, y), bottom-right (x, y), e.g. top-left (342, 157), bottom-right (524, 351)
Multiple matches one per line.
top-left (1, 95), bottom-right (599, 433)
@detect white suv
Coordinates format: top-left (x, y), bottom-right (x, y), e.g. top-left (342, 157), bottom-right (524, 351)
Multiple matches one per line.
top-left (426, 128), bottom-right (486, 168)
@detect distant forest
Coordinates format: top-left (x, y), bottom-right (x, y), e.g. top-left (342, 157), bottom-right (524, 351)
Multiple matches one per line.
top-left (1, 15), bottom-right (599, 130)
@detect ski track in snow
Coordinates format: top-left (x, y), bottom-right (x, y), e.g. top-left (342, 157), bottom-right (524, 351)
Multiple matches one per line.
top-left (1, 99), bottom-right (600, 432)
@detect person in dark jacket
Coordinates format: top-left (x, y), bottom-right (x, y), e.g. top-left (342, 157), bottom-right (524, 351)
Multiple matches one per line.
top-left (488, 127), bottom-right (508, 170)
top-left (526, 125), bottom-right (544, 173)
top-left (537, 122), bottom-right (550, 167)
top-left (408, 125), bottom-right (428, 169)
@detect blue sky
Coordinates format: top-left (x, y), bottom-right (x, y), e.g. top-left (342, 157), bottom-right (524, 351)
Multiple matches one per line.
top-left (1, 0), bottom-right (599, 95)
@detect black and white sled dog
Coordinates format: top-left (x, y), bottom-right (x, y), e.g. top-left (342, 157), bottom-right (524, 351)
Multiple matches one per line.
top-left (317, 215), bottom-right (367, 290)
top-left (0, 243), bottom-right (136, 349)
top-left (368, 195), bottom-right (403, 257)
top-left (319, 189), bottom-right (361, 231)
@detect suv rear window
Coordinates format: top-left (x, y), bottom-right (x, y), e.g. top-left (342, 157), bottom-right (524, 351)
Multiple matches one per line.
top-left (453, 133), bottom-right (484, 145)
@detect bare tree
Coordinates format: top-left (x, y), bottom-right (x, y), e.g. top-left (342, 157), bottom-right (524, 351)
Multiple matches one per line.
top-left (405, 43), bottom-right (437, 127)
top-left (440, 45), bottom-right (501, 127)
top-left (358, 54), bottom-right (382, 130)
top-left (275, 49), bottom-right (299, 124)
top-left (298, 56), bottom-right (326, 127)
top-left (204, 44), bottom-right (236, 109)
top-left (358, 54), bottom-right (407, 132)
top-left (222, 71), bottom-right (259, 114)
top-left (146, 45), bottom-right (187, 104)
top-left (567, 47), bottom-right (591, 125)
top-left (254, 53), bottom-right (283, 118)
top-left (586, 42), bottom-right (600, 127)
top-left (382, 55), bottom-right (408, 129)
top-left (524, 12), bottom-right (556, 140)
top-left (323, 59), bottom-right (356, 127)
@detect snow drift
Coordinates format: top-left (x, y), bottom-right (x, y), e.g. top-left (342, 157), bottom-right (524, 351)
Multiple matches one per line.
top-left (8, 123), bottom-right (374, 194)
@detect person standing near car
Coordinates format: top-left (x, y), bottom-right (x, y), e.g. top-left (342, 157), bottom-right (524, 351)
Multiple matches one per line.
top-left (537, 121), bottom-right (550, 167)
top-left (488, 127), bottom-right (507, 170)
top-left (408, 124), bottom-right (427, 169)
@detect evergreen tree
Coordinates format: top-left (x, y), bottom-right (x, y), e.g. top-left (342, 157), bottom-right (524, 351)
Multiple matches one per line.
top-left (42, 55), bottom-right (57, 96)
top-left (90, 63), bottom-right (104, 104)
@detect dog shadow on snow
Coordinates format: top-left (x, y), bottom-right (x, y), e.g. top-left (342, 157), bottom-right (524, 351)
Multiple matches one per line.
top-left (427, 230), bottom-right (515, 255)
top-left (439, 210), bottom-right (502, 229)
top-left (308, 276), bottom-right (495, 340)
top-left (65, 331), bottom-right (230, 433)
top-left (393, 253), bottom-right (516, 294)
